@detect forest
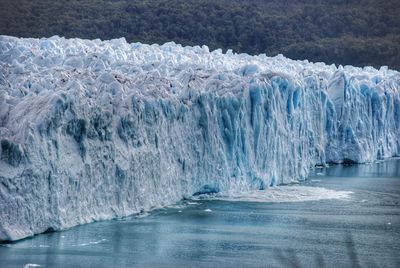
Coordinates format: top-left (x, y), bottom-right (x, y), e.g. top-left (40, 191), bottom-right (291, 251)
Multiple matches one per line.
top-left (0, 0), bottom-right (399, 70)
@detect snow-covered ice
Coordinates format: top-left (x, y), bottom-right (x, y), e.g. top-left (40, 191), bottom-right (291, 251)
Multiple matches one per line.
top-left (0, 35), bottom-right (399, 241)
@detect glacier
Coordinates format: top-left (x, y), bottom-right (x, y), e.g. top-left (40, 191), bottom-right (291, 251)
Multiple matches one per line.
top-left (0, 35), bottom-right (399, 241)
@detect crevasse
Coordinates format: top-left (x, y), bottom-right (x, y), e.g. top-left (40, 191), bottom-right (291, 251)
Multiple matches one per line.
top-left (0, 36), bottom-right (399, 241)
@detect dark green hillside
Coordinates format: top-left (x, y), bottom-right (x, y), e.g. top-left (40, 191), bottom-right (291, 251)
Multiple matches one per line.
top-left (1, 0), bottom-right (399, 70)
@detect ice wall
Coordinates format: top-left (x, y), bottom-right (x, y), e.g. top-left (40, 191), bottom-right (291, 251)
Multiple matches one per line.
top-left (0, 36), bottom-right (399, 241)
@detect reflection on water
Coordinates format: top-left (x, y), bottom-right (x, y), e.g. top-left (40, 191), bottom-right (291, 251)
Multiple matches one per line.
top-left (0, 159), bottom-right (399, 268)
top-left (313, 157), bottom-right (400, 178)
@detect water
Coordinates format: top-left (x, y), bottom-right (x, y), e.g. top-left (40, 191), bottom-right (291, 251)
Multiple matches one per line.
top-left (1, 159), bottom-right (399, 268)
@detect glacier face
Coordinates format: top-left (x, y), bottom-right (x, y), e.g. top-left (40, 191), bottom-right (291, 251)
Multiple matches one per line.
top-left (0, 35), bottom-right (399, 241)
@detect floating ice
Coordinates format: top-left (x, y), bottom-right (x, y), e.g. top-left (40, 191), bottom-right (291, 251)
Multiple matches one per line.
top-left (75, 238), bottom-right (107, 247)
top-left (195, 186), bottom-right (353, 203)
top-left (23, 264), bottom-right (42, 268)
top-left (0, 35), bottom-right (399, 241)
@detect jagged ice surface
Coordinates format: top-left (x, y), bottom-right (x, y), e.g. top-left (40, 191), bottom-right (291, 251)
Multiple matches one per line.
top-left (0, 36), bottom-right (399, 241)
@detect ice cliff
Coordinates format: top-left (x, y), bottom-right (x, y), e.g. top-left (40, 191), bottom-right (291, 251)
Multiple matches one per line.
top-left (0, 36), bottom-right (399, 241)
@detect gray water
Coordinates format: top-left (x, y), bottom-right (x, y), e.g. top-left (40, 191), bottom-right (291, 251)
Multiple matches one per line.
top-left (1, 159), bottom-right (399, 268)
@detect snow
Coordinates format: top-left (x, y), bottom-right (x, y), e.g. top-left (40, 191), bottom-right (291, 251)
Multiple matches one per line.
top-left (0, 35), bottom-right (399, 241)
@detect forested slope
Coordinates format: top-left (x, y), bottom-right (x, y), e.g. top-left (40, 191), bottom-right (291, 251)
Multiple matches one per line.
top-left (0, 0), bottom-right (399, 69)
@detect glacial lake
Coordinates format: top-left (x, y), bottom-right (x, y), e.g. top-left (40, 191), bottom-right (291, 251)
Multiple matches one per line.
top-left (1, 159), bottom-right (399, 267)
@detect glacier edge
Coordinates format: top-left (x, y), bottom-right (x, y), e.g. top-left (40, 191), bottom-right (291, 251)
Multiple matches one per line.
top-left (0, 35), bottom-right (399, 241)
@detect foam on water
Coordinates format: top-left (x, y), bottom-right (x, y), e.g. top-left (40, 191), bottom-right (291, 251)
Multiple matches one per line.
top-left (3, 238), bottom-right (108, 250)
top-left (194, 186), bottom-right (353, 203)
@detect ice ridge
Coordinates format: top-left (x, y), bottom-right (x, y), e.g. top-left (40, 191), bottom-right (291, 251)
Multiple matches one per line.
top-left (0, 35), bottom-right (399, 241)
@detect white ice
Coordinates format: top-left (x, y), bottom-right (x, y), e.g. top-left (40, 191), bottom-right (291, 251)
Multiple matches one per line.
top-left (0, 35), bottom-right (399, 241)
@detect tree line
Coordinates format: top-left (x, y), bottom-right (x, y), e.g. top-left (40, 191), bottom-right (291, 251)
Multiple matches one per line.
top-left (1, 0), bottom-right (399, 70)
